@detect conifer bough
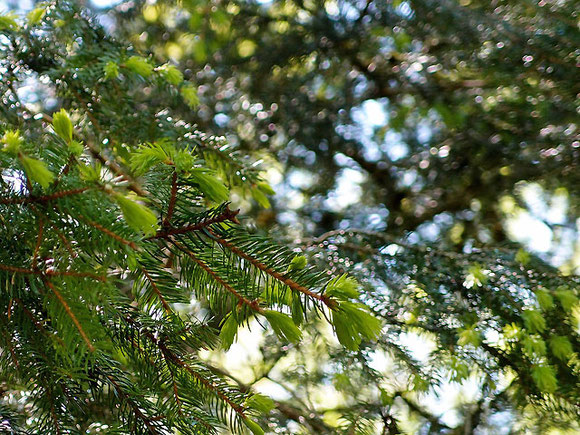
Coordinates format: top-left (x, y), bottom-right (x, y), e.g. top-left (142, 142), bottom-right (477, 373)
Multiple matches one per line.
top-left (0, 3), bottom-right (380, 433)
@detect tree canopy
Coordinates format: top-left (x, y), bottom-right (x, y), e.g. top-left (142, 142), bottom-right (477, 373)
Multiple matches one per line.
top-left (1, 0), bottom-right (579, 434)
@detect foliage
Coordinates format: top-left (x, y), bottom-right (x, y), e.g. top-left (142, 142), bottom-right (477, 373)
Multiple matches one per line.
top-left (102, 0), bottom-right (580, 432)
top-left (0, 3), bottom-right (378, 433)
top-left (1, 0), bottom-right (579, 433)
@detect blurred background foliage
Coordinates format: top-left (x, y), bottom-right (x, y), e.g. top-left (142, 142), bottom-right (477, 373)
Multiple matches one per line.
top-left (3, 0), bottom-right (580, 433)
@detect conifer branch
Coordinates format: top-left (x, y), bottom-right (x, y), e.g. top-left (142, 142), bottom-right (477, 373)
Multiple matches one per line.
top-left (45, 269), bottom-right (107, 281)
top-left (87, 143), bottom-right (147, 196)
top-left (121, 315), bottom-right (235, 430)
top-left (207, 230), bottom-right (336, 309)
top-left (163, 170), bottom-right (178, 226)
top-left (172, 240), bottom-right (261, 312)
top-left (157, 340), bottom-right (248, 419)
top-left (0, 187), bottom-right (90, 205)
top-left (104, 374), bottom-right (163, 434)
top-left (0, 263), bottom-right (106, 282)
top-left (40, 111), bottom-right (147, 197)
top-left (120, 317), bottom-right (218, 431)
top-left (171, 375), bottom-right (183, 415)
top-left (13, 298), bottom-right (66, 347)
top-left (0, 263), bottom-right (39, 275)
top-left (32, 217), bottom-right (45, 267)
top-left (80, 217), bottom-right (138, 250)
top-left (141, 268), bottom-right (172, 314)
top-left (43, 278), bottom-right (96, 353)
top-left (150, 206), bottom-right (240, 240)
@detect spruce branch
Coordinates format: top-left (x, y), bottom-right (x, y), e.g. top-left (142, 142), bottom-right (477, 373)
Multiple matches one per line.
top-left (13, 297), bottom-right (65, 347)
top-left (172, 240), bottom-right (261, 312)
top-left (141, 267), bottom-right (171, 314)
top-left (31, 217), bottom-right (44, 268)
top-left (121, 314), bottom-right (244, 428)
top-left (207, 229), bottom-right (336, 309)
top-left (103, 373), bottom-right (164, 434)
top-left (39, 111), bottom-right (147, 197)
top-left (79, 217), bottom-right (138, 250)
top-left (42, 277), bottom-right (96, 353)
top-left (150, 205), bottom-right (240, 240)
top-left (0, 187), bottom-right (90, 205)
top-left (0, 263), bottom-right (106, 281)
top-left (158, 340), bottom-right (248, 420)
top-left (65, 87), bottom-right (148, 196)
top-left (163, 170), bottom-right (178, 226)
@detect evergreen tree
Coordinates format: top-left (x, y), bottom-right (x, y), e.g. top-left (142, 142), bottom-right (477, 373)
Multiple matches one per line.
top-left (1, 0), bottom-right (579, 434)
top-left (101, 0), bottom-right (580, 432)
top-left (0, 3), bottom-right (380, 433)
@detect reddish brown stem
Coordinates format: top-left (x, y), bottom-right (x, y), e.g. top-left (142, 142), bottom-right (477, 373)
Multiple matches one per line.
top-left (156, 341), bottom-right (246, 419)
top-left (52, 154), bottom-right (77, 189)
top-left (0, 263), bottom-right (106, 281)
top-left (14, 298), bottom-right (65, 347)
top-left (32, 217), bottom-right (45, 268)
top-left (43, 278), bottom-right (96, 353)
top-left (52, 224), bottom-right (76, 257)
top-left (208, 230), bottom-right (336, 309)
top-left (149, 207), bottom-right (240, 240)
top-left (171, 376), bottom-right (183, 415)
top-left (172, 240), bottom-right (261, 312)
top-left (0, 264), bottom-right (37, 275)
top-left (141, 268), bottom-right (171, 314)
top-left (81, 217), bottom-right (138, 250)
top-left (45, 269), bottom-right (107, 282)
top-left (0, 187), bottom-right (90, 205)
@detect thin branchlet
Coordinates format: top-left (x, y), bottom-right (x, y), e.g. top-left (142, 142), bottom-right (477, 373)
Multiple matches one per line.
top-left (172, 240), bottom-right (261, 312)
top-left (150, 206), bottom-right (240, 240)
top-left (0, 187), bottom-right (90, 205)
top-left (43, 277), bottom-right (96, 353)
top-left (207, 229), bottom-right (336, 309)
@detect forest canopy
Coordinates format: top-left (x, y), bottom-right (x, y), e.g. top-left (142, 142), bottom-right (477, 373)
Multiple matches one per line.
top-left (0, 0), bottom-right (579, 434)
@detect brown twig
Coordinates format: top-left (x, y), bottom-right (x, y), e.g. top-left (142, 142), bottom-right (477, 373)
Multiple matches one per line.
top-left (104, 374), bottom-right (162, 434)
top-left (32, 217), bottom-right (45, 268)
top-left (51, 223), bottom-right (76, 257)
top-left (0, 263), bottom-right (106, 282)
top-left (207, 230), bottom-right (336, 309)
top-left (0, 187), bottom-right (90, 205)
top-left (52, 154), bottom-right (77, 189)
top-left (45, 269), bottom-right (107, 281)
top-left (141, 268), bottom-right (171, 314)
top-left (150, 206), bottom-right (240, 240)
top-left (172, 240), bottom-right (261, 312)
top-left (80, 217), bottom-right (138, 250)
top-left (43, 278), bottom-right (95, 352)
top-left (171, 374), bottom-right (183, 415)
top-left (0, 264), bottom-right (38, 274)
